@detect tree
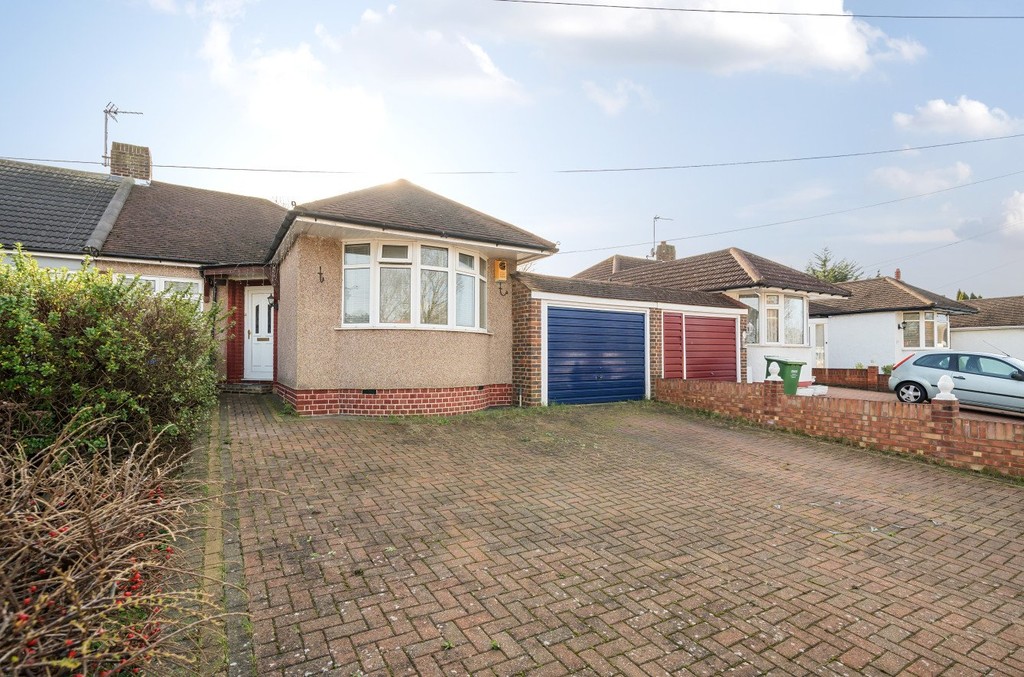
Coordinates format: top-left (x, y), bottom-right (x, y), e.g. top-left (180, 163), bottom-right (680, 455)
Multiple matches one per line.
top-left (805, 247), bottom-right (863, 283)
top-left (956, 289), bottom-right (983, 300)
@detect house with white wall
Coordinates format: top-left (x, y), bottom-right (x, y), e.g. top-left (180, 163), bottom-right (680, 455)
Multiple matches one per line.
top-left (809, 274), bottom-right (976, 369)
top-left (950, 296), bottom-right (1024, 358)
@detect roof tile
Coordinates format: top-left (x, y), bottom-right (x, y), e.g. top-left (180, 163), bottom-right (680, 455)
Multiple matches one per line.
top-left (950, 296), bottom-right (1024, 328)
top-left (809, 277), bottom-right (976, 316)
top-left (516, 271), bottom-right (746, 309)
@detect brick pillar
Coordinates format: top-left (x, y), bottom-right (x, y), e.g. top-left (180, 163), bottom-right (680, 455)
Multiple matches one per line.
top-left (761, 380), bottom-right (784, 426)
top-left (649, 308), bottom-right (663, 392)
top-left (930, 398), bottom-right (960, 464)
top-left (511, 278), bottom-right (542, 406)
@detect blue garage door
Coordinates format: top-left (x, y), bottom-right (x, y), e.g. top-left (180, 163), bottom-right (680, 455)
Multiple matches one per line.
top-left (547, 307), bottom-right (646, 404)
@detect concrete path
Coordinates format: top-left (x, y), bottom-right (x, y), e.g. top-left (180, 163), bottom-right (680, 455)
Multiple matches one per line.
top-left (222, 394), bottom-right (1024, 675)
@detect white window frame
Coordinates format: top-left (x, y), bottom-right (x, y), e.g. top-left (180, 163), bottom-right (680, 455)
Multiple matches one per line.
top-left (901, 311), bottom-right (949, 349)
top-left (739, 291), bottom-right (808, 347)
top-left (340, 240), bottom-right (488, 332)
top-left (124, 275), bottom-right (203, 306)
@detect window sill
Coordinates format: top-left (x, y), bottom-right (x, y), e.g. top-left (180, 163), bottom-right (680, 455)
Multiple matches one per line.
top-left (334, 325), bottom-right (492, 336)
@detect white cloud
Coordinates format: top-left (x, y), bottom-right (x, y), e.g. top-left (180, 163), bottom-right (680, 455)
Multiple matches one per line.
top-left (411, 0), bottom-right (924, 75)
top-left (582, 79), bottom-right (653, 116)
top-left (862, 228), bottom-right (958, 244)
top-left (871, 162), bottom-right (972, 195)
top-left (1002, 191), bottom-right (1024, 237)
top-left (147, 0), bottom-right (178, 13)
top-left (893, 96), bottom-right (1020, 137)
top-left (314, 15), bottom-right (527, 103)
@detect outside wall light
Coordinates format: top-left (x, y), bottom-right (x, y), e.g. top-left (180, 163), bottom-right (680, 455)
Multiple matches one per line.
top-left (897, 321), bottom-right (907, 330)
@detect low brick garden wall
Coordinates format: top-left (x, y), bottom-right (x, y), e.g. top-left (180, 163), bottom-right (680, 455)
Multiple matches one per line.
top-left (812, 367), bottom-right (889, 392)
top-left (656, 378), bottom-right (1024, 477)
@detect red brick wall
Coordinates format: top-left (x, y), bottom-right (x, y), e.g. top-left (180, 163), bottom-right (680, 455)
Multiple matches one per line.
top-left (275, 383), bottom-right (513, 417)
top-left (655, 378), bottom-right (1024, 477)
top-left (813, 367), bottom-right (888, 392)
top-left (511, 278), bottom-right (542, 406)
top-left (649, 308), bottom-right (664, 386)
top-left (224, 279), bottom-right (273, 384)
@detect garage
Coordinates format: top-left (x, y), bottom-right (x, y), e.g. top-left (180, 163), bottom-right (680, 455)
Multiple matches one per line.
top-left (546, 306), bottom-right (647, 404)
top-left (664, 313), bottom-right (739, 381)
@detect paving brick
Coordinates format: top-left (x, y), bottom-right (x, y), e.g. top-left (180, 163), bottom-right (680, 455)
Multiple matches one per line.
top-left (221, 395), bottom-right (1024, 676)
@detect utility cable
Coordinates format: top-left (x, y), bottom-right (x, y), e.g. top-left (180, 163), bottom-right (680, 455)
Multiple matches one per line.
top-left (4, 132), bottom-right (1024, 176)
top-left (491, 0), bottom-right (1024, 20)
top-left (557, 167), bottom-right (1024, 254)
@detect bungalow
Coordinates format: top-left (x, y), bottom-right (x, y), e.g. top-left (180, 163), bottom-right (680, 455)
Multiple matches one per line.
top-left (950, 296), bottom-right (1024, 358)
top-left (808, 272), bottom-right (976, 369)
top-left (576, 244), bottom-right (850, 385)
top-left (2, 152), bottom-right (749, 415)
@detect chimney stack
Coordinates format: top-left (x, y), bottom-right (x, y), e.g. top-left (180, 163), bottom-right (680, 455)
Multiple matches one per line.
top-left (109, 142), bottom-right (152, 182)
top-left (655, 241), bottom-right (676, 262)
top-left (894, 268), bottom-right (901, 281)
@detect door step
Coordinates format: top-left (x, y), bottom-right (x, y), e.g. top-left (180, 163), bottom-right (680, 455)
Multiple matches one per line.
top-left (220, 382), bottom-right (273, 394)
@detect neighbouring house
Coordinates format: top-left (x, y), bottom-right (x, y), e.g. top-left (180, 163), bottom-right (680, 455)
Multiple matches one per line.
top-left (808, 272), bottom-right (977, 369)
top-left (950, 296), bottom-right (1024, 358)
top-left (576, 244), bottom-right (849, 385)
top-left (2, 153), bottom-right (756, 415)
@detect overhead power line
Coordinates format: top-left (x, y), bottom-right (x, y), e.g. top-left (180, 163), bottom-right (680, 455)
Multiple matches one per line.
top-left (556, 167), bottom-right (1024, 255)
top-left (491, 0), bottom-right (1024, 20)
top-left (4, 131), bottom-right (1024, 176)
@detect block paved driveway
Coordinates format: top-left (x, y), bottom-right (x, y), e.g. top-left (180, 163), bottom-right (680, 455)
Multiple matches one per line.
top-left (223, 395), bottom-right (1024, 676)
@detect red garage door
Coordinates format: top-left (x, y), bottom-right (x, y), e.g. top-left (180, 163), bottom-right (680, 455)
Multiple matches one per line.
top-left (663, 313), bottom-right (737, 381)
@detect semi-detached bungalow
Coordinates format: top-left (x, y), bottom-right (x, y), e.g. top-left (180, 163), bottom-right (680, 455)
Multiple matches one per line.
top-left (4, 150), bottom-right (769, 415)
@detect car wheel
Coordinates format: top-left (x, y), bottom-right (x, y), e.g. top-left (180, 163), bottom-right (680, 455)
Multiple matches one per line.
top-left (896, 381), bottom-right (927, 404)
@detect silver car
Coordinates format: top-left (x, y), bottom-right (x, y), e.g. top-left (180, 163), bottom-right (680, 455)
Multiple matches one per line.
top-left (889, 351), bottom-right (1024, 413)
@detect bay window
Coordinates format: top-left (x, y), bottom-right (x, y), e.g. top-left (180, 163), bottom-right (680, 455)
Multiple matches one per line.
top-left (902, 311), bottom-right (948, 348)
top-left (739, 291), bottom-right (807, 346)
top-left (342, 241), bottom-right (488, 330)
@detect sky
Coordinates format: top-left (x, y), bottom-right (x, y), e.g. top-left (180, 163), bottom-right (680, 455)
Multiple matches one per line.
top-left (2, 0), bottom-right (1023, 297)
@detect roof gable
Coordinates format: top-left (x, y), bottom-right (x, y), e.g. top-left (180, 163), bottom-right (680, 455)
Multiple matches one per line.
top-left (950, 296), bottom-right (1024, 328)
top-left (0, 159), bottom-right (126, 255)
top-left (295, 179), bottom-right (556, 252)
top-left (103, 181), bottom-right (287, 265)
top-left (607, 247), bottom-right (848, 297)
top-left (808, 277), bottom-right (977, 317)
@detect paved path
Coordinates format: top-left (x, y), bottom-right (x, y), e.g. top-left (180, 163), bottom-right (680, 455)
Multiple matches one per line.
top-left (223, 395), bottom-right (1024, 675)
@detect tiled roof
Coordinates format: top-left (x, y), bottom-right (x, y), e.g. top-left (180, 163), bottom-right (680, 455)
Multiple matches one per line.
top-left (808, 277), bottom-right (977, 317)
top-left (296, 179), bottom-right (557, 253)
top-left (516, 272), bottom-right (746, 309)
top-left (103, 181), bottom-right (287, 265)
top-left (607, 247), bottom-right (849, 297)
top-left (0, 159), bottom-right (125, 254)
top-left (573, 254), bottom-right (654, 281)
top-left (950, 296), bottom-right (1024, 329)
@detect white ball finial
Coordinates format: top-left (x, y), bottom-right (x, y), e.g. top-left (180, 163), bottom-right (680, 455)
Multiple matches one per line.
top-left (767, 361), bottom-right (783, 381)
top-left (933, 374), bottom-right (957, 401)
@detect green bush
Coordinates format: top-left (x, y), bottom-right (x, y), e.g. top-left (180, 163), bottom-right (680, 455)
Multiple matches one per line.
top-left (0, 248), bottom-right (219, 457)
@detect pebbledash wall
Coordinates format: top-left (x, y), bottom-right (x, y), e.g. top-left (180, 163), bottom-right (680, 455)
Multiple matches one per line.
top-left (274, 235), bottom-right (516, 416)
top-left (655, 378), bottom-right (1024, 478)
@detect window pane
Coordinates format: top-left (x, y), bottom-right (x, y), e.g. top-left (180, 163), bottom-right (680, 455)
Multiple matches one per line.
top-left (458, 253), bottom-right (475, 271)
top-left (937, 321), bottom-right (949, 348)
top-left (977, 357), bottom-right (1016, 378)
top-left (381, 244), bottom-right (409, 260)
top-left (344, 243), bottom-right (371, 265)
top-left (136, 278), bottom-right (157, 292)
top-left (343, 267), bottom-right (370, 324)
top-left (456, 273), bottom-right (475, 327)
top-left (479, 279), bottom-right (487, 330)
top-left (766, 294), bottom-right (780, 305)
top-left (420, 269), bottom-right (449, 325)
top-left (924, 317), bottom-right (935, 347)
top-left (421, 245), bottom-right (448, 267)
top-left (903, 312), bottom-right (919, 347)
top-left (166, 280), bottom-right (200, 297)
top-left (784, 297), bottom-right (804, 344)
top-left (766, 308), bottom-right (779, 343)
top-left (380, 268), bottom-right (411, 324)
top-left (740, 294), bottom-right (759, 344)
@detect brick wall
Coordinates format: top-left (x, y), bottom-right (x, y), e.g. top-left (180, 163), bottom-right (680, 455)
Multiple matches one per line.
top-left (813, 367), bottom-right (888, 392)
top-left (275, 383), bottom-right (513, 417)
top-left (511, 278), bottom-right (542, 406)
top-left (649, 308), bottom-right (663, 386)
top-left (655, 378), bottom-right (1024, 477)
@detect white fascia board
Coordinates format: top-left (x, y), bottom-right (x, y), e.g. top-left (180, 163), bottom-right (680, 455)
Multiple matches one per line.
top-left (14, 250), bottom-right (202, 269)
top-left (951, 325), bottom-right (1024, 332)
top-left (531, 291), bottom-right (745, 316)
top-left (295, 216), bottom-right (549, 258)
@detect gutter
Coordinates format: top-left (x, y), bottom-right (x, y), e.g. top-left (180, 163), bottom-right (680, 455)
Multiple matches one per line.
top-left (83, 177), bottom-right (134, 255)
